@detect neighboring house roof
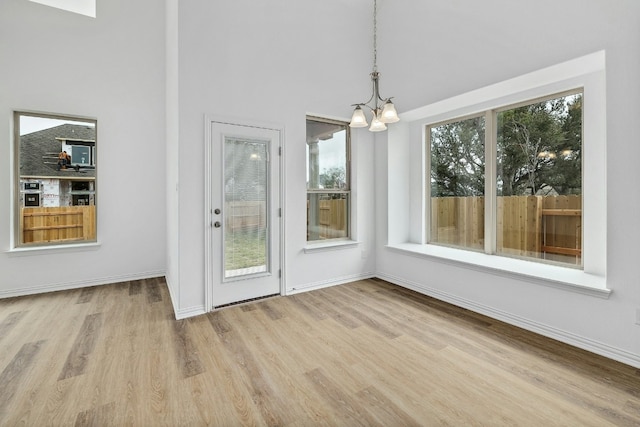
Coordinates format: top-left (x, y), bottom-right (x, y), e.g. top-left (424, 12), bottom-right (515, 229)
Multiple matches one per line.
top-left (20, 124), bottom-right (96, 179)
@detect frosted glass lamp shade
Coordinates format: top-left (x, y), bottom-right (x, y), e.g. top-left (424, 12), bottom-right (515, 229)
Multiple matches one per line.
top-left (369, 114), bottom-right (387, 132)
top-left (349, 106), bottom-right (368, 128)
top-left (380, 100), bottom-right (399, 123)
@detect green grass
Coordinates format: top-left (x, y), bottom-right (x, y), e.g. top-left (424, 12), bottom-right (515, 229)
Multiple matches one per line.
top-left (224, 228), bottom-right (267, 271)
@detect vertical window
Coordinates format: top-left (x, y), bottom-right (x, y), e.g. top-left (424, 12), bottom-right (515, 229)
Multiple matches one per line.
top-left (306, 116), bottom-right (350, 241)
top-left (69, 145), bottom-right (93, 166)
top-left (427, 90), bottom-right (582, 267)
top-left (429, 115), bottom-right (485, 251)
top-left (14, 112), bottom-right (97, 247)
top-left (496, 92), bottom-right (583, 265)
top-left (224, 137), bottom-right (269, 277)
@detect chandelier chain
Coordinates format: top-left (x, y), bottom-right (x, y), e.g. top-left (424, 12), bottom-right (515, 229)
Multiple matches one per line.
top-left (373, 0), bottom-right (378, 72)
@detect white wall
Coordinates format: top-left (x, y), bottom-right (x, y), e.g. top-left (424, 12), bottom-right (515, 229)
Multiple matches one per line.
top-left (169, 0), bottom-right (377, 316)
top-left (0, 0), bottom-right (166, 295)
top-left (375, 0), bottom-right (640, 366)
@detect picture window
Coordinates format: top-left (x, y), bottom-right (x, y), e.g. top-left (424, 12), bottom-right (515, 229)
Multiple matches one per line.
top-left (14, 112), bottom-right (97, 247)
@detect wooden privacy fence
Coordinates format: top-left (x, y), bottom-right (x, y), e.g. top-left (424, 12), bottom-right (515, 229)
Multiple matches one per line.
top-left (431, 196), bottom-right (485, 250)
top-left (225, 198), bottom-right (348, 239)
top-left (306, 197), bottom-right (348, 240)
top-left (21, 206), bottom-right (96, 244)
top-left (318, 199), bottom-right (347, 239)
top-left (431, 195), bottom-right (582, 262)
top-left (225, 201), bottom-right (266, 231)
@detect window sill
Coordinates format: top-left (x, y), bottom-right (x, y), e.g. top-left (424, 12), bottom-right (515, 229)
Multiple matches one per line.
top-left (386, 243), bottom-right (611, 299)
top-left (304, 240), bottom-right (359, 254)
top-left (6, 242), bottom-right (101, 257)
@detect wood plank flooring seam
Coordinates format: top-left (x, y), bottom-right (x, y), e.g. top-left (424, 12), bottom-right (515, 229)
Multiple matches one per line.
top-left (0, 340), bottom-right (46, 415)
top-left (58, 313), bottom-right (103, 380)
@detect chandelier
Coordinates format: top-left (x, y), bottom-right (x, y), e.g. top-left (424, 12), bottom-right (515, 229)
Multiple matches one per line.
top-left (349, 0), bottom-right (399, 132)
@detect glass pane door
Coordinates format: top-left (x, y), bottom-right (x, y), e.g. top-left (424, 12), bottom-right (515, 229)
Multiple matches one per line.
top-left (224, 137), bottom-right (269, 279)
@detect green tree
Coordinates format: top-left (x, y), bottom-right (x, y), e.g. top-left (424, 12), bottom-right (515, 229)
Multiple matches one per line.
top-left (497, 94), bottom-right (581, 196)
top-left (430, 116), bottom-right (485, 197)
top-left (430, 93), bottom-right (582, 198)
top-left (548, 95), bottom-right (582, 195)
top-left (319, 166), bottom-right (346, 190)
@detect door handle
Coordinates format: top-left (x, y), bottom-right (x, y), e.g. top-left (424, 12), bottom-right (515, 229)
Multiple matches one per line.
top-left (214, 221), bottom-right (221, 228)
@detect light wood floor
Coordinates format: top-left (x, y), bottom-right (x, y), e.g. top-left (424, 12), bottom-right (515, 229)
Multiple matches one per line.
top-left (1, 277), bottom-right (639, 426)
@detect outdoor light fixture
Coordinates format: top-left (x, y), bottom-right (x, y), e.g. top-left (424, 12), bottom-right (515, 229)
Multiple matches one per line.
top-left (349, 0), bottom-right (399, 132)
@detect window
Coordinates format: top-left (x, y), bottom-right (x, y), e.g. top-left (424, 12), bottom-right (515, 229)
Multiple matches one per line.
top-left (306, 116), bottom-right (350, 241)
top-left (429, 114), bottom-right (486, 252)
top-left (428, 90), bottom-right (583, 267)
top-left (29, 0), bottom-right (96, 18)
top-left (14, 112), bottom-right (97, 247)
top-left (69, 145), bottom-right (93, 166)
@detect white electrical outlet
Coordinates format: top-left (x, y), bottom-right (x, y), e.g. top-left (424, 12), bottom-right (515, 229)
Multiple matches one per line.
top-left (636, 309), bottom-right (640, 326)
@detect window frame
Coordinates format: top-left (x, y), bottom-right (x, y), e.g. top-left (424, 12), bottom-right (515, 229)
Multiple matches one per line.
top-left (305, 115), bottom-right (352, 243)
top-left (426, 111), bottom-right (488, 253)
top-left (67, 143), bottom-right (95, 166)
top-left (13, 111), bottom-right (98, 249)
top-left (425, 89), bottom-right (584, 268)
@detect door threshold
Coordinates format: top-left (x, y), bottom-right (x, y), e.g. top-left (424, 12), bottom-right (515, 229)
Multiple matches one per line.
top-left (214, 293), bottom-right (280, 310)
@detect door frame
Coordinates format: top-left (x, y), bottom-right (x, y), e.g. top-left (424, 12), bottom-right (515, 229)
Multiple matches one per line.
top-left (204, 116), bottom-right (286, 310)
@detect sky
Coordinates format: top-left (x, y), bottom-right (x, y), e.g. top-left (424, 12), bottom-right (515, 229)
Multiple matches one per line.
top-left (28, 0), bottom-right (96, 18)
top-left (306, 130), bottom-right (347, 185)
top-left (19, 115), bottom-right (95, 136)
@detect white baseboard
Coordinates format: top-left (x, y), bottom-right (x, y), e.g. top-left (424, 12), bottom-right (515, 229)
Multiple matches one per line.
top-left (163, 274), bottom-right (206, 320)
top-left (0, 270), bottom-right (166, 299)
top-left (171, 272), bottom-right (376, 318)
top-left (377, 272), bottom-right (640, 369)
top-left (286, 272), bottom-right (375, 295)
top-left (174, 305), bottom-right (207, 320)
top-left (165, 274), bottom-right (179, 318)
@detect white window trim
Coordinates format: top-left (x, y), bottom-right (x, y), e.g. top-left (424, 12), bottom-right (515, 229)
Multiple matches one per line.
top-left (386, 243), bottom-right (609, 298)
top-left (305, 115), bottom-right (353, 245)
top-left (426, 89), bottom-right (583, 262)
top-left (12, 111), bottom-right (98, 250)
top-left (387, 51), bottom-right (608, 296)
top-left (303, 239), bottom-right (360, 253)
top-left (6, 242), bottom-right (101, 256)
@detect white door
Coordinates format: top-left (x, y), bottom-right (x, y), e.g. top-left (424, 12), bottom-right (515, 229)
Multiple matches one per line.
top-left (207, 121), bottom-right (281, 307)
